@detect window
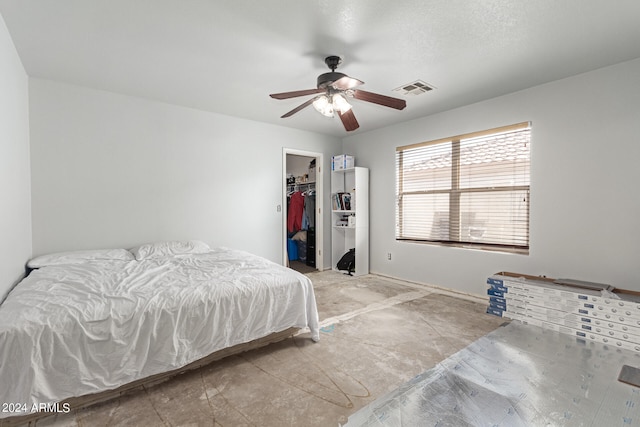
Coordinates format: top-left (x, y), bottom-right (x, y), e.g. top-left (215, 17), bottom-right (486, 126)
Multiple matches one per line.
top-left (396, 122), bottom-right (531, 253)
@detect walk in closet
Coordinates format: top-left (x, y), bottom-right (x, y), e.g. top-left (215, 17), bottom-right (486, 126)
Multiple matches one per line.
top-left (286, 154), bottom-right (317, 273)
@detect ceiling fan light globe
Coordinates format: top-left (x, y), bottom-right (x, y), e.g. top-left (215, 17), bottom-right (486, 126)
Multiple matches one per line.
top-left (332, 93), bottom-right (352, 113)
top-left (313, 95), bottom-right (334, 117)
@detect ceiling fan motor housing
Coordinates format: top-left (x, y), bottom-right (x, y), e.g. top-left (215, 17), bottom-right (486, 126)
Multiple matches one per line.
top-left (317, 72), bottom-right (347, 89)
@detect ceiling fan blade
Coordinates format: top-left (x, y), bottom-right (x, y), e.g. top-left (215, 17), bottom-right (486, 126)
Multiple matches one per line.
top-left (352, 89), bottom-right (407, 110)
top-left (331, 76), bottom-right (364, 90)
top-left (281, 97), bottom-right (317, 118)
top-left (338, 109), bottom-right (360, 132)
top-left (270, 88), bottom-right (325, 100)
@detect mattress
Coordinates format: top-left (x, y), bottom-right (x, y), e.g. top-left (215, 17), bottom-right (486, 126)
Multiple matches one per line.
top-left (0, 247), bottom-right (319, 418)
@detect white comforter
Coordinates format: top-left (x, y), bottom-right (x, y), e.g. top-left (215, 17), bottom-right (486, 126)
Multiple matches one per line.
top-left (0, 247), bottom-right (319, 417)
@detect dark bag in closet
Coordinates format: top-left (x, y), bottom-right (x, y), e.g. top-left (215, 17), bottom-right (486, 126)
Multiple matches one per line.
top-left (336, 248), bottom-right (355, 275)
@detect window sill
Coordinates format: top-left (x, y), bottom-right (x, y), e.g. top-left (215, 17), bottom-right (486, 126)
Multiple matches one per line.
top-left (396, 239), bottom-right (529, 255)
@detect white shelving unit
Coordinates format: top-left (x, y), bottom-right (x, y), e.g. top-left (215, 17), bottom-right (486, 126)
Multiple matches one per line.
top-left (331, 167), bottom-right (369, 276)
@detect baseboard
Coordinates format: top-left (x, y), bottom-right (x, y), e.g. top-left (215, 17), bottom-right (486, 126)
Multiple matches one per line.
top-left (368, 271), bottom-right (487, 305)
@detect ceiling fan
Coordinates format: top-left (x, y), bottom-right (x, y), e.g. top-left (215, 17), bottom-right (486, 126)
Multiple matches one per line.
top-left (269, 55), bottom-right (407, 132)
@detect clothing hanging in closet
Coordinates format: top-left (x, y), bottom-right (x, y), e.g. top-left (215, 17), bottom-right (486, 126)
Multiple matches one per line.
top-left (287, 188), bottom-right (315, 234)
top-left (287, 191), bottom-right (304, 233)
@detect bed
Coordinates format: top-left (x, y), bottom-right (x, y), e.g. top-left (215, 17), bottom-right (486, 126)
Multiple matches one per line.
top-left (0, 241), bottom-right (320, 421)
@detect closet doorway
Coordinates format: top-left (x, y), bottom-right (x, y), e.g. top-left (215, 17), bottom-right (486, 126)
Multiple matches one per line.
top-left (283, 149), bottom-right (323, 274)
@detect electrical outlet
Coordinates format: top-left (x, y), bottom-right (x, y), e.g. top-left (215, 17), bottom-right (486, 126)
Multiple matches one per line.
top-left (277, 205), bottom-right (281, 212)
top-left (387, 253), bottom-right (392, 260)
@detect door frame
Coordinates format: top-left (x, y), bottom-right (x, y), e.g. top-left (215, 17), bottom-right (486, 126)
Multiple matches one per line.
top-left (282, 148), bottom-right (323, 271)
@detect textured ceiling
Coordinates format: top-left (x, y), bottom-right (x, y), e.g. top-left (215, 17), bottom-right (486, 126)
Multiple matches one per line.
top-left (1, 0), bottom-right (640, 137)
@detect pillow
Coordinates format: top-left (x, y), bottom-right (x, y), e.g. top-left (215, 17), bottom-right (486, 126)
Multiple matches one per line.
top-left (129, 240), bottom-right (210, 261)
top-left (28, 248), bottom-right (135, 268)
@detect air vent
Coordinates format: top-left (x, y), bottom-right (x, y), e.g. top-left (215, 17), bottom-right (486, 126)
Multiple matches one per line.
top-left (393, 80), bottom-right (435, 96)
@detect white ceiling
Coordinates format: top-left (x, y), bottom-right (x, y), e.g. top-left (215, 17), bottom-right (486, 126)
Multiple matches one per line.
top-left (2, 0), bottom-right (640, 137)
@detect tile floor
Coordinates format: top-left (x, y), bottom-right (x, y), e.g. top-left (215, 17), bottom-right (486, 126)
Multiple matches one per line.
top-left (22, 271), bottom-right (504, 426)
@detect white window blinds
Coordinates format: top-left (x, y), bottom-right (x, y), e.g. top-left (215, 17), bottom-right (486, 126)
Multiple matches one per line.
top-left (396, 122), bottom-right (531, 253)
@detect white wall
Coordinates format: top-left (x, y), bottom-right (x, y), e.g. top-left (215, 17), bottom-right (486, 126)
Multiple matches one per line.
top-left (0, 14), bottom-right (31, 302)
top-left (18, 56), bottom-right (640, 296)
top-left (29, 79), bottom-right (341, 267)
top-left (343, 58), bottom-right (640, 295)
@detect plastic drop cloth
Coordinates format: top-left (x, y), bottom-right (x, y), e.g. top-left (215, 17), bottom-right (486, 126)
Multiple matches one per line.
top-left (0, 247), bottom-right (319, 418)
top-left (345, 322), bottom-right (640, 426)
